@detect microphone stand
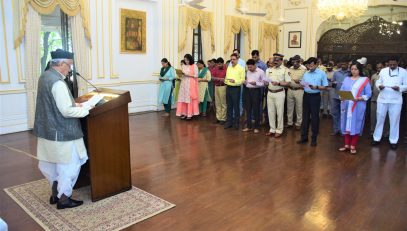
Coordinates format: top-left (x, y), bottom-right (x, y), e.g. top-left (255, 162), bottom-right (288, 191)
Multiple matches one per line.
top-left (74, 71), bottom-right (100, 94)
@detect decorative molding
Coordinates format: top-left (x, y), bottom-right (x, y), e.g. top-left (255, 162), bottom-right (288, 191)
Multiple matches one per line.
top-left (109, 0), bottom-right (118, 79)
top-left (0, 0), bottom-right (11, 83)
top-left (289, 0), bottom-right (303, 7)
top-left (11, 0), bottom-right (25, 83)
top-left (93, 80), bottom-right (160, 87)
top-left (101, 0), bottom-right (105, 77)
top-left (0, 89), bottom-right (27, 95)
top-left (16, 47), bottom-right (25, 82)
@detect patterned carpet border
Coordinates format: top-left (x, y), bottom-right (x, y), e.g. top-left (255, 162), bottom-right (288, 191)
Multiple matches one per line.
top-left (4, 179), bottom-right (175, 231)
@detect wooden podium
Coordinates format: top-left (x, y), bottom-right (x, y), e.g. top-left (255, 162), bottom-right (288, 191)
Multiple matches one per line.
top-left (75, 88), bottom-right (132, 202)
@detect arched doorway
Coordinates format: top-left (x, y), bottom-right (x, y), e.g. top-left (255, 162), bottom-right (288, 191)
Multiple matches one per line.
top-left (317, 16), bottom-right (407, 65)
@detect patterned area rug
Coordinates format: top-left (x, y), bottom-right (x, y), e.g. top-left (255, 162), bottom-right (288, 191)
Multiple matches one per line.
top-left (4, 179), bottom-right (175, 231)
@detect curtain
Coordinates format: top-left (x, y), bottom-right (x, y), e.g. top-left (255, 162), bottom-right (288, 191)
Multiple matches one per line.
top-left (71, 13), bottom-right (91, 96)
top-left (178, 29), bottom-right (194, 61)
top-left (202, 30), bottom-right (213, 62)
top-left (13, 0), bottom-right (91, 48)
top-left (178, 6), bottom-right (215, 59)
top-left (25, 5), bottom-right (41, 129)
top-left (258, 22), bottom-right (278, 62)
top-left (224, 16), bottom-right (251, 60)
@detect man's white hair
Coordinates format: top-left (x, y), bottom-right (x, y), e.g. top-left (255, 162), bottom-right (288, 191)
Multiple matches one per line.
top-left (49, 58), bottom-right (70, 66)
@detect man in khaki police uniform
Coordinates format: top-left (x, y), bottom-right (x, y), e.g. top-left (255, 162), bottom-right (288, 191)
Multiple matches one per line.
top-left (265, 53), bottom-right (291, 137)
top-left (287, 55), bottom-right (306, 130)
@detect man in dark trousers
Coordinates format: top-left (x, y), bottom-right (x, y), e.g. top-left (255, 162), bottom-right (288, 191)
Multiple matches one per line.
top-left (297, 57), bottom-right (328, 146)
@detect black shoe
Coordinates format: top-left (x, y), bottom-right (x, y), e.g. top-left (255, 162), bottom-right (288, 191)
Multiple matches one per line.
top-left (224, 124), bottom-right (232, 129)
top-left (310, 141), bottom-right (317, 147)
top-left (322, 114), bottom-right (328, 119)
top-left (286, 124), bottom-right (293, 129)
top-left (390, 143), bottom-right (398, 150)
top-left (213, 120), bottom-right (220, 124)
top-left (297, 139), bottom-right (308, 144)
top-left (371, 140), bottom-right (380, 146)
top-left (219, 121), bottom-right (226, 125)
top-left (49, 196), bottom-right (59, 205)
top-left (57, 197), bottom-right (83, 210)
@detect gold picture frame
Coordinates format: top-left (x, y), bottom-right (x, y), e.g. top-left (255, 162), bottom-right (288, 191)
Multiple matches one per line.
top-left (288, 31), bottom-right (301, 48)
top-left (120, 9), bottom-right (146, 53)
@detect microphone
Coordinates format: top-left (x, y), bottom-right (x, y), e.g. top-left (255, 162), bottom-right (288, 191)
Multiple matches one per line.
top-left (70, 71), bottom-right (100, 93)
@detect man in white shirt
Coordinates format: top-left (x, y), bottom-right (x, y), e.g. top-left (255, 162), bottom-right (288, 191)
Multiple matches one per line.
top-left (33, 49), bottom-right (91, 209)
top-left (372, 56), bottom-right (407, 149)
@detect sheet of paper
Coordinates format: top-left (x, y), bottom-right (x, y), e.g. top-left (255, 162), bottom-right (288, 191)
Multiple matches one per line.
top-left (300, 81), bottom-right (311, 90)
top-left (81, 94), bottom-right (103, 109)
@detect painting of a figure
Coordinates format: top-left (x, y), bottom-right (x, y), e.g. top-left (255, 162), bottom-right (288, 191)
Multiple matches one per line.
top-left (121, 9), bottom-right (146, 53)
top-left (288, 31), bottom-right (301, 48)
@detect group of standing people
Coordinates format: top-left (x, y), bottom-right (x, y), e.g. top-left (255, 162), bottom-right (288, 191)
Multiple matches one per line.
top-left (158, 51), bottom-right (407, 154)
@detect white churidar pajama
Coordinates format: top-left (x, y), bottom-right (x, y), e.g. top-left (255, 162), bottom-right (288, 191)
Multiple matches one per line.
top-left (37, 74), bottom-right (89, 198)
top-left (373, 67), bottom-right (407, 144)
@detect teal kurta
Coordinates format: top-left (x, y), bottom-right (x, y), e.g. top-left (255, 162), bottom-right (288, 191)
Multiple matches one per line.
top-left (158, 67), bottom-right (176, 104)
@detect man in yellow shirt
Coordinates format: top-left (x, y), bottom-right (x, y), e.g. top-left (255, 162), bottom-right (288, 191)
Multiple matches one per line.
top-left (224, 53), bottom-right (245, 129)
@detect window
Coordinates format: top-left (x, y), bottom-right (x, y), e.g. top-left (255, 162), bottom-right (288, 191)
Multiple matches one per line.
top-left (192, 23), bottom-right (202, 62)
top-left (40, 8), bottom-right (76, 96)
top-left (233, 30), bottom-right (241, 51)
top-left (40, 8), bottom-right (72, 72)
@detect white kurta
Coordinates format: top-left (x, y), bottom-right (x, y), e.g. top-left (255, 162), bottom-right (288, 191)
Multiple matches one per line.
top-left (37, 71), bottom-right (90, 197)
top-left (373, 67), bottom-right (407, 144)
top-left (375, 67), bottom-right (407, 104)
top-left (37, 78), bottom-right (89, 164)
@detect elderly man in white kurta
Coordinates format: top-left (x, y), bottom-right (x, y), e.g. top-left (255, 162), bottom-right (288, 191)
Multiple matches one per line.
top-left (33, 49), bottom-right (91, 209)
top-left (372, 56), bottom-right (407, 150)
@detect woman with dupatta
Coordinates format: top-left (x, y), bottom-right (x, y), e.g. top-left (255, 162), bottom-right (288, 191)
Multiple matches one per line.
top-left (196, 60), bottom-right (212, 116)
top-left (338, 62), bottom-right (372, 154)
top-left (176, 54), bottom-right (199, 120)
top-left (158, 58), bottom-right (176, 117)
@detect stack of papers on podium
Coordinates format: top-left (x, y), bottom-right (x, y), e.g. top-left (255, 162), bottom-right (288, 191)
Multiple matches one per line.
top-left (82, 94), bottom-right (103, 109)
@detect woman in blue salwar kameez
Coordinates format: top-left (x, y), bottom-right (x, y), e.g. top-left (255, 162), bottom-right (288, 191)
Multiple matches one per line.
top-left (338, 62), bottom-right (372, 154)
top-left (158, 58), bottom-right (176, 117)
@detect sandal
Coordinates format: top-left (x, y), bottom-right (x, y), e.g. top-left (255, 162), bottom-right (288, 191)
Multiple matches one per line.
top-left (350, 146), bottom-right (357, 155)
top-left (338, 146), bottom-right (350, 152)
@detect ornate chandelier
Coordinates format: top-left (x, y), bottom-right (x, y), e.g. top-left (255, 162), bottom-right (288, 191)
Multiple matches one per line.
top-left (317, 0), bottom-right (368, 21)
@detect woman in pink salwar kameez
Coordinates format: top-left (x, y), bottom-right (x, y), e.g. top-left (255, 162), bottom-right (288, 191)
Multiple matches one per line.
top-left (176, 54), bottom-right (200, 120)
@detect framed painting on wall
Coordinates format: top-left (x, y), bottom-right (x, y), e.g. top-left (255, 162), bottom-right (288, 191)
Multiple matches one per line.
top-left (288, 31), bottom-right (301, 48)
top-left (120, 9), bottom-right (146, 53)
